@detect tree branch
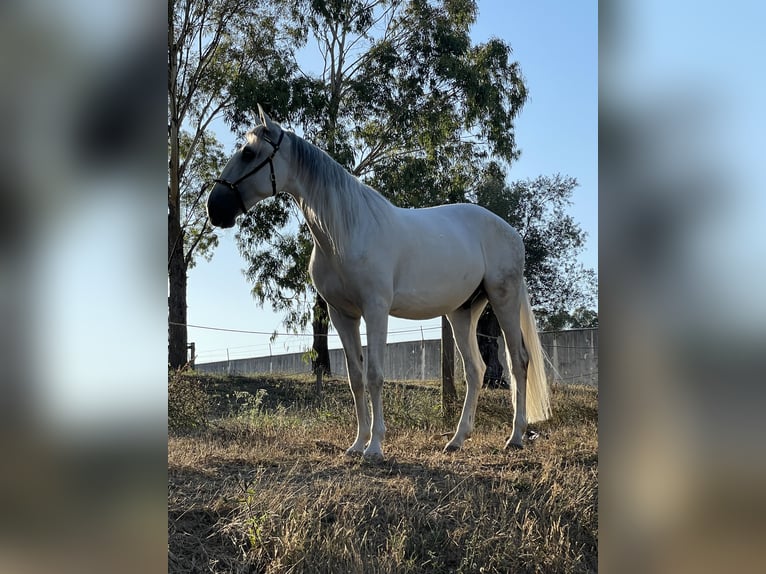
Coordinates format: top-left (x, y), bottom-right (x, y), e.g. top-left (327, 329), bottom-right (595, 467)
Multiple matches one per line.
top-left (178, 98), bottom-right (229, 182)
top-left (184, 217), bottom-right (211, 267)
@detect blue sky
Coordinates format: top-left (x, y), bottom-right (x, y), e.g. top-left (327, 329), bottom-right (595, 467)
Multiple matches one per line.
top-left (188, 0), bottom-right (598, 364)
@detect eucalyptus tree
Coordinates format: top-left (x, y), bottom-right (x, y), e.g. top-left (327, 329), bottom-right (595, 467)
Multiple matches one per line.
top-left (233, 0), bottom-right (528, 374)
top-left (168, 0), bottom-right (295, 368)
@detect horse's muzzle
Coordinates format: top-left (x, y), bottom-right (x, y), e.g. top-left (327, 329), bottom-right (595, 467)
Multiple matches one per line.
top-left (206, 183), bottom-right (240, 228)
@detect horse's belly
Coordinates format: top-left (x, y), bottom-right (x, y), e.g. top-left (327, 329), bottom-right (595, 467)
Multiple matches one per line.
top-left (389, 300), bottom-right (453, 320)
top-left (389, 276), bottom-right (482, 319)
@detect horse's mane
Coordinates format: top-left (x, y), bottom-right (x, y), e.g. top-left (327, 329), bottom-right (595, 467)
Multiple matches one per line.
top-left (250, 127), bottom-right (393, 255)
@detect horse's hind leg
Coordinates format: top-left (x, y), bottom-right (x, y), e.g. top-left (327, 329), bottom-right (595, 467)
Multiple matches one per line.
top-left (328, 307), bottom-right (370, 456)
top-left (444, 300), bottom-right (488, 452)
top-left (486, 281), bottom-right (529, 449)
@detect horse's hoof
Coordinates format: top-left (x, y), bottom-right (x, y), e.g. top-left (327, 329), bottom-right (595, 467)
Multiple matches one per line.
top-left (362, 451), bottom-right (384, 463)
top-left (443, 443), bottom-right (461, 453)
top-left (345, 447), bottom-right (363, 458)
top-left (504, 440), bottom-right (524, 450)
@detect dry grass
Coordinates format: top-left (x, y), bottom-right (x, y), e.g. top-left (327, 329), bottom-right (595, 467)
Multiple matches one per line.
top-left (168, 374), bottom-right (597, 573)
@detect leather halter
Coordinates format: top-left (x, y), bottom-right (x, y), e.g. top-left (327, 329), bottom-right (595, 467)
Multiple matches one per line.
top-left (213, 130), bottom-right (284, 212)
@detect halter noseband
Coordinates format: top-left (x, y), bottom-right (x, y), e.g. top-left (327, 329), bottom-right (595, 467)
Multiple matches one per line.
top-left (213, 130), bottom-right (284, 212)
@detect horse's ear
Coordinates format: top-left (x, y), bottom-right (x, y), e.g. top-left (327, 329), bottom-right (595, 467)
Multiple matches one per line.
top-left (257, 104), bottom-right (279, 134)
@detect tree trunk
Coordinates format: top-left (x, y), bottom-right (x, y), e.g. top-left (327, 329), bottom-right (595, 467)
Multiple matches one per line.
top-left (441, 315), bottom-right (458, 419)
top-left (167, 35), bottom-right (187, 370)
top-left (168, 202), bottom-right (189, 370)
top-left (168, 15), bottom-right (187, 370)
top-left (312, 293), bottom-right (331, 377)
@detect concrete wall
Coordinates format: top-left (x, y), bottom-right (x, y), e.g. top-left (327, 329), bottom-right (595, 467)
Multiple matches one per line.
top-left (539, 328), bottom-right (598, 385)
top-left (196, 328), bottom-right (598, 386)
top-left (195, 339), bottom-right (443, 381)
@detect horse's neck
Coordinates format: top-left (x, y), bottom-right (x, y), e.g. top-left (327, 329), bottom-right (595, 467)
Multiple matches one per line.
top-left (286, 164), bottom-right (348, 257)
top-left (291, 191), bottom-right (337, 254)
top-left (285, 137), bottom-right (392, 258)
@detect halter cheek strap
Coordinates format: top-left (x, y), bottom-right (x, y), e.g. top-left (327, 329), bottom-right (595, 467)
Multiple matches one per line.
top-left (213, 130), bottom-right (284, 212)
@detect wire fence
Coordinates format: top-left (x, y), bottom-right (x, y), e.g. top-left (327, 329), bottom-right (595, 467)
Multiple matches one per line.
top-left (170, 321), bottom-right (443, 338)
top-left (175, 321), bottom-right (598, 365)
top-left (173, 320), bottom-right (445, 361)
top-left (184, 323), bottom-right (599, 386)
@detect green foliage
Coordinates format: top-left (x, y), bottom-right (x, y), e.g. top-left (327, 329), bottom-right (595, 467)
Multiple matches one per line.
top-left (176, 130), bottom-right (228, 267)
top-left (570, 306), bottom-right (599, 328)
top-left (236, 203), bottom-right (315, 332)
top-left (353, 0), bottom-right (527, 202)
top-left (539, 306), bottom-right (599, 332)
top-left (301, 346), bottom-right (318, 366)
top-left (229, 388), bottom-right (269, 421)
top-left (168, 373), bottom-right (210, 433)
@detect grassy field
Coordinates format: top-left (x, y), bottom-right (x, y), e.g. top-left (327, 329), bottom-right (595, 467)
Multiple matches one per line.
top-left (168, 373), bottom-right (597, 573)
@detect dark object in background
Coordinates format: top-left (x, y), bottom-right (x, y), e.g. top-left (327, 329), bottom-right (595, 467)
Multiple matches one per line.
top-left (478, 306), bottom-right (508, 389)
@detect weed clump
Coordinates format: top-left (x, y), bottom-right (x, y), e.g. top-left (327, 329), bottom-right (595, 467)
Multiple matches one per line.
top-left (168, 372), bottom-right (209, 433)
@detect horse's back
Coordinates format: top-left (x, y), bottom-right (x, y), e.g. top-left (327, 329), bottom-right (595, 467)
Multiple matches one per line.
top-left (381, 203), bottom-right (524, 318)
top-left (395, 202), bottom-right (524, 260)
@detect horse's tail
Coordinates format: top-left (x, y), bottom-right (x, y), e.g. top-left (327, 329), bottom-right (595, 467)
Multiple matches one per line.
top-left (517, 280), bottom-right (552, 423)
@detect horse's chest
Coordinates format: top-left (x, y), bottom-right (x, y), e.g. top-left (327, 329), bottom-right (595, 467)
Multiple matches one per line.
top-left (309, 254), bottom-right (363, 315)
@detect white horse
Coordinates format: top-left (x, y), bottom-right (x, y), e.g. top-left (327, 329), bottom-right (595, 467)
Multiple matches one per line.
top-left (207, 106), bottom-right (551, 460)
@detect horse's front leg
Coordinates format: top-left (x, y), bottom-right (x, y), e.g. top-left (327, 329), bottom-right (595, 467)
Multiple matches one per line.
top-left (361, 307), bottom-right (389, 461)
top-left (328, 307), bottom-right (370, 456)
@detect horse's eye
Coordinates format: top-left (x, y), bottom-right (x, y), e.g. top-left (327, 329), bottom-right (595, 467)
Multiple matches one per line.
top-left (241, 147), bottom-right (255, 161)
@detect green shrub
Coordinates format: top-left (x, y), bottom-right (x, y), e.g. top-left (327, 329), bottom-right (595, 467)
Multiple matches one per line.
top-left (168, 373), bottom-right (209, 433)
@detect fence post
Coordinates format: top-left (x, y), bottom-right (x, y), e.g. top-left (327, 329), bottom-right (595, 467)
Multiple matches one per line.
top-left (187, 342), bottom-right (195, 370)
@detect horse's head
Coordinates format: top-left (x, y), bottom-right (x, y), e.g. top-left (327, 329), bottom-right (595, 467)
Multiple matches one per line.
top-left (206, 105), bottom-right (288, 228)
